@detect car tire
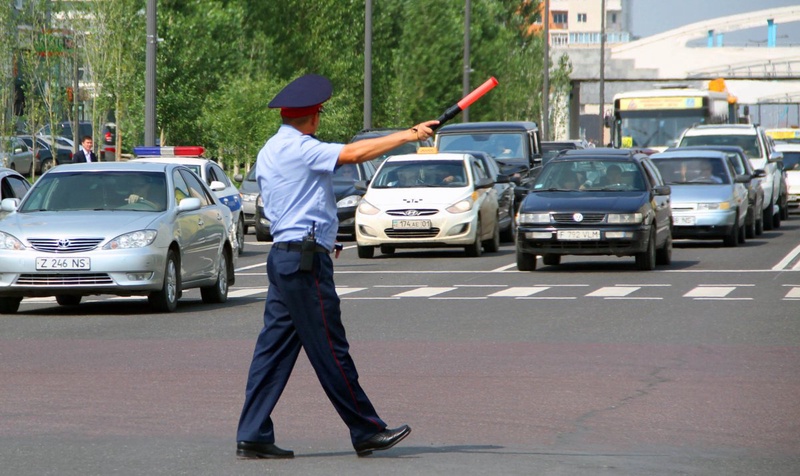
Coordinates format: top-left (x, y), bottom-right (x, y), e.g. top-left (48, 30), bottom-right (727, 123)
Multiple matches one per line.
top-left (380, 245), bottom-right (395, 255)
top-left (723, 214), bottom-right (739, 247)
top-left (243, 224), bottom-right (249, 235)
top-left (635, 228), bottom-right (657, 271)
top-left (357, 245), bottom-right (375, 259)
top-left (500, 201), bottom-right (516, 243)
top-left (483, 220), bottom-right (500, 253)
top-left (255, 228), bottom-right (271, 242)
top-left (745, 210), bottom-right (756, 239)
top-left (56, 295), bottom-right (81, 306)
top-left (0, 297), bottom-right (22, 314)
top-left (542, 254), bottom-right (561, 266)
top-left (201, 249), bottom-right (229, 304)
top-left (763, 203), bottom-right (774, 231)
top-left (738, 216), bottom-right (747, 244)
top-left (40, 158), bottom-right (54, 174)
top-left (755, 212), bottom-right (764, 235)
top-left (656, 231), bottom-right (672, 266)
top-left (516, 248), bottom-right (537, 271)
top-left (773, 205), bottom-right (781, 228)
top-left (465, 219), bottom-right (482, 257)
top-left (148, 249), bottom-right (179, 312)
top-left (236, 217), bottom-right (245, 255)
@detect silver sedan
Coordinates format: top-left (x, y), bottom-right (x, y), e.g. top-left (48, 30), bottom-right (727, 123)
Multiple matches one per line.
top-left (0, 162), bottom-right (236, 313)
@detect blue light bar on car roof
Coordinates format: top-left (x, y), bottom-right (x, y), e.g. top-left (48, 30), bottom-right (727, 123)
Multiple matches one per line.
top-left (133, 146), bottom-right (205, 157)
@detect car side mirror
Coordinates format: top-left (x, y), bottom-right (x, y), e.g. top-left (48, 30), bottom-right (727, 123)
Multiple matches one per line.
top-left (474, 177), bottom-right (494, 189)
top-left (495, 173), bottom-right (511, 184)
top-left (233, 173), bottom-right (244, 182)
top-left (209, 180), bottom-right (226, 192)
top-left (1, 198), bottom-right (20, 212)
top-left (354, 180), bottom-right (368, 191)
top-left (652, 184), bottom-right (671, 196)
top-left (735, 174), bottom-right (751, 183)
top-left (769, 151), bottom-right (784, 163)
top-left (751, 169), bottom-right (767, 178)
top-left (177, 197), bottom-right (202, 212)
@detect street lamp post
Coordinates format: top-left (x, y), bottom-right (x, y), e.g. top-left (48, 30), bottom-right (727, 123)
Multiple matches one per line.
top-left (144, 0), bottom-right (156, 147)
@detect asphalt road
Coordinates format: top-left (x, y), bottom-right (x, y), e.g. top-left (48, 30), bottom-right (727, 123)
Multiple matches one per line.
top-left (1, 215), bottom-right (799, 476)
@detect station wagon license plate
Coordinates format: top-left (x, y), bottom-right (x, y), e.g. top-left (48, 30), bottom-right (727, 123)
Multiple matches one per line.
top-left (36, 257), bottom-right (91, 271)
top-left (674, 216), bottom-right (696, 226)
top-left (557, 230), bottom-right (600, 240)
top-left (392, 219), bottom-right (431, 230)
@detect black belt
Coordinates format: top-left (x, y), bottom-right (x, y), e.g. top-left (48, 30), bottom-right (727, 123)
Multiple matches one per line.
top-left (273, 242), bottom-right (330, 253)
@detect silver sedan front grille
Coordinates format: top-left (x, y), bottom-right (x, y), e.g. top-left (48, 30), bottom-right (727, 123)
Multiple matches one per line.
top-left (27, 238), bottom-right (104, 253)
top-left (16, 273), bottom-right (114, 286)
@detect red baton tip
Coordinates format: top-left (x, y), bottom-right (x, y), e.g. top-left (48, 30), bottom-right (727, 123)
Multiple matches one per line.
top-left (457, 77), bottom-right (499, 110)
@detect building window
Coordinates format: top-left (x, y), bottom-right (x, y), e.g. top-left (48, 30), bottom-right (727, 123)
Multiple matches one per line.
top-left (611, 13), bottom-right (617, 24)
top-left (577, 13), bottom-right (587, 23)
top-left (552, 12), bottom-right (568, 24)
top-left (551, 33), bottom-right (569, 46)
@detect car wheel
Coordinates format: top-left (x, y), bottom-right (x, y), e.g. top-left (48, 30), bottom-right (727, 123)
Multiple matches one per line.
top-left (745, 210), bottom-right (756, 239)
top-left (500, 201), bottom-right (516, 243)
top-left (0, 297), bottom-right (22, 314)
top-left (763, 203), bottom-right (774, 231)
top-left (255, 228), bottom-right (271, 242)
top-left (243, 224), bottom-right (249, 235)
top-left (236, 217), bottom-right (245, 255)
top-left (148, 249), bottom-right (179, 312)
top-left (56, 295), bottom-right (81, 306)
top-left (380, 245), bottom-right (395, 255)
top-left (723, 214), bottom-right (739, 247)
top-left (755, 212), bottom-right (764, 235)
top-left (516, 248), bottom-right (537, 271)
top-left (483, 219), bottom-right (500, 253)
top-left (357, 245), bottom-right (375, 259)
top-left (542, 254), bottom-right (561, 266)
top-left (40, 158), bottom-right (54, 173)
top-left (635, 228), bottom-right (657, 271)
top-left (656, 230), bottom-right (672, 266)
top-left (780, 195), bottom-right (789, 220)
top-left (773, 204), bottom-right (782, 228)
top-left (465, 219), bottom-right (482, 257)
top-left (201, 249), bottom-right (229, 304)
top-left (738, 216), bottom-right (747, 244)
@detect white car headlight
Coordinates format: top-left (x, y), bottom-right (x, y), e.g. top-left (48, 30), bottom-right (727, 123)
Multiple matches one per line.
top-left (518, 213), bottom-right (550, 224)
top-left (357, 199), bottom-right (380, 215)
top-left (607, 213), bottom-right (643, 224)
top-left (0, 231), bottom-right (26, 250)
top-left (337, 194), bottom-right (361, 208)
top-left (104, 230), bottom-right (158, 250)
top-left (697, 202), bottom-right (730, 210)
top-left (446, 197), bottom-right (474, 213)
top-left (242, 193), bottom-right (258, 202)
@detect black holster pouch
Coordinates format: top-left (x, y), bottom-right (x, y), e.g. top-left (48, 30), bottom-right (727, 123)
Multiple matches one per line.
top-left (299, 235), bottom-right (316, 271)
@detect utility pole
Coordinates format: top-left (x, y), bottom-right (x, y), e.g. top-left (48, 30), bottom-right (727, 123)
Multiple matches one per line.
top-left (363, 0), bottom-right (372, 130)
top-left (599, 0), bottom-right (606, 146)
top-left (542, 0), bottom-right (550, 141)
top-left (144, 0), bottom-right (156, 147)
top-left (462, 0), bottom-right (471, 123)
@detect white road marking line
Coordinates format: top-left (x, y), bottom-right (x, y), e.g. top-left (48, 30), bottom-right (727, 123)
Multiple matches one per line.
top-left (785, 287), bottom-right (800, 299)
top-left (489, 287), bottom-right (551, 297)
top-left (336, 287), bottom-right (367, 296)
top-left (684, 286), bottom-right (736, 298)
top-left (228, 288), bottom-right (267, 298)
top-left (394, 287), bottom-right (456, 297)
top-left (773, 243), bottom-right (800, 270)
top-left (587, 286), bottom-right (640, 297)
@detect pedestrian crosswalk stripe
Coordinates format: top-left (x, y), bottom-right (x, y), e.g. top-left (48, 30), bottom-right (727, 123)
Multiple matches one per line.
top-left (587, 286), bottom-right (640, 297)
top-left (785, 287), bottom-right (800, 299)
top-left (394, 287), bottom-right (456, 297)
top-left (337, 287), bottom-right (367, 296)
top-left (684, 286), bottom-right (735, 298)
top-left (489, 287), bottom-right (550, 297)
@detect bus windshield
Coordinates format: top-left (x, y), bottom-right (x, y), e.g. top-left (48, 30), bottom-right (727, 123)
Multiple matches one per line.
top-left (619, 111), bottom-right (704, 150)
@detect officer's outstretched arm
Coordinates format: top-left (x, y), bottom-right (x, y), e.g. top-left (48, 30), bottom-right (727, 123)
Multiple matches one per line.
top-left (337, 120), bottom-right (439, 165)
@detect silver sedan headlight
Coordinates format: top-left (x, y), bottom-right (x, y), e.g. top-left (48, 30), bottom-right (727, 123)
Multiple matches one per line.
top-left (337, 194), bottom-right (361, 208)
top-left (518, 213), bottom-right (550, 224)
top-left (607, 212), bottom-right (643, 224)
top-left (103, 230), bottom-right (157, 250)
top-left (0, 231), bottom-right (26, 250)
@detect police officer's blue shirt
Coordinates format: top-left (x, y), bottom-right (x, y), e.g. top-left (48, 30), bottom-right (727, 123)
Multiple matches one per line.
top-left (256, 125), bottom-right (344, 250)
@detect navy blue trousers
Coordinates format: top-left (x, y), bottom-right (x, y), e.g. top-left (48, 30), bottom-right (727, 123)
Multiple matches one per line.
top-left (237, 247), bottom-right (387, 445)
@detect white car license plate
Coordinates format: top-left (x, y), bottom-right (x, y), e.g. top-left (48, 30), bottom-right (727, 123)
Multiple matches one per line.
top-left (674, 216), bottom-right (696, 226)
top-left (392, 219), bottom-right (431, 230)
top-left (36, 257), bottom-right (91, 271)
top-left (557, 230), bottom-right (600, 240)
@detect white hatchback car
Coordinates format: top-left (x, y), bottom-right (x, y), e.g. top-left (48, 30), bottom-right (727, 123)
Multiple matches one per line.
top-left (355, 151), bottom-right (500, 258)
top-left (131, 147), bottom-right (245, 254)
top-left (774, 143), bottom-right (800, 212)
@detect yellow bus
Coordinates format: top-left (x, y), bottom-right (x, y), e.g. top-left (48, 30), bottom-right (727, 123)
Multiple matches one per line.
top-left (609, 80), bottom-right (738, 152)
top-left (765, 128), bottom-right (800, 144)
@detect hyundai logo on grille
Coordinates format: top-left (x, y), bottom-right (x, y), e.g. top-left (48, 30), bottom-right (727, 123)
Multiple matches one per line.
top-left (404, 210), bottom-right (420, 216)
top-left (57, 239), bottom-right (71, 249)
top-left (572, 213), bottom-right (584, 222)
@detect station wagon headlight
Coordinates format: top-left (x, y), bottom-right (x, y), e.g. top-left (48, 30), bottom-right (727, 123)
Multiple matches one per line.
top-left (337, 194), bottom-right (361, 208)
top-left (0, 231), bottom-right (26, 250)
top-left (518, 213), bottom-right (550, 224)
top-left (446, 197), bottom-right (474, 213)
top-left (607, 213), bottom-right (643, 224)
top-left (357, 199), bottom-right (380, 215)
top-left (697, 202), bottom-right (730, 210)
top-left (104, 230), bottom-right (157, 250)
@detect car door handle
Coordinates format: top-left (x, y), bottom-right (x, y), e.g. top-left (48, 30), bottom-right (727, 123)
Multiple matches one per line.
top-left (197, 219), bottom-right (204, 227)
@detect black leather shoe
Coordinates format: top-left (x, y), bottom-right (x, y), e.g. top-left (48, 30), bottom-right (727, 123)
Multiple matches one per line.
top-left (353, 425), bottom-right (411, 456)
top-left (236, 441), bottom-right (294, 459)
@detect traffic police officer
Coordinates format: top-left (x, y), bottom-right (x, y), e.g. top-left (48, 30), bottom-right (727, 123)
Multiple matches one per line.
top-left (236, 74), bottom-right (438, 458)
